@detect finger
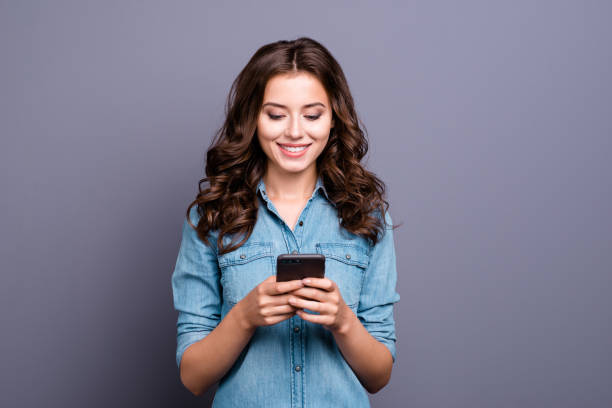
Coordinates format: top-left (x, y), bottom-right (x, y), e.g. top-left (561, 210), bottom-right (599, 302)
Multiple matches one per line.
top-left (261, 292), bottom-right (306, 307)
top-left (262, 304), bottom-right (298, 316)
top-left (288, 296), bottom-right (332, 314)
top-left (269, 279), bottom-right (304, 295)
top-left (263, 311), bottom-right (296, 325)
top-left (262, 293), bottom-right (295, 307)
top-left (301, 277), bottom-right (335, 292)
top-left (296, 309), bottom-right (331, 325)
top-left (288, 287), bottom-right (327, 302)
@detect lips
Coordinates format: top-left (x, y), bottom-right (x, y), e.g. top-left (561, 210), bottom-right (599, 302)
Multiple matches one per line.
top-left (277, 143), bottom-right (311, 157)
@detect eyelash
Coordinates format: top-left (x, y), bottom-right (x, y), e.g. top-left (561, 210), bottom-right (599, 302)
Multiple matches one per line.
top-left (268, 114), bottom-right (321, 121)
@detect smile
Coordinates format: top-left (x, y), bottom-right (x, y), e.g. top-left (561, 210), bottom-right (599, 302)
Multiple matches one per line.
top-left (277, 143), bottom-right (311, 157)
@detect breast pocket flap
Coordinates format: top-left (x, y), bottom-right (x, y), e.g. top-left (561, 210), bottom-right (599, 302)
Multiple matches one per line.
top-left (218, 242), bottom-right (273, 267)
top-left (316, 243), bottom-right (370, 269)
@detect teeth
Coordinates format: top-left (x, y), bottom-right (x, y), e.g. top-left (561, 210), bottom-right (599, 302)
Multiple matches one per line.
top-left (281, 145), bottom-right (308, 152)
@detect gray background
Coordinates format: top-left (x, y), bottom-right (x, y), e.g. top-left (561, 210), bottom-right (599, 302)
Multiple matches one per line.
top-left (1, 1), bottom-right (610, 407)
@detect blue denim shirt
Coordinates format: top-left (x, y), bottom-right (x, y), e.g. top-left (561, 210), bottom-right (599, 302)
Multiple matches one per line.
top-left (172, 176), bottom-right (400, 407)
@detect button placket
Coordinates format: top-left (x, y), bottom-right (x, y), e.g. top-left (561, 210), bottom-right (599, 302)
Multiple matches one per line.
top-left (290, 316), bottom-right (304, 407)
top-left (294, 196), bottom-right (315, 248)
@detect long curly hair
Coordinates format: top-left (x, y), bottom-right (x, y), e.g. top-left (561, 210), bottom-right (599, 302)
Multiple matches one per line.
top-left (187, 37), bottom-right (396, 255)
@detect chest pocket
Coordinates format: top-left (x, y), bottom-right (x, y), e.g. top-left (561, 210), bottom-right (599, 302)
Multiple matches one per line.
top-left (218, 242), bottom-right (274, 305)
top-left (315, 243), bottom-right (370, 310)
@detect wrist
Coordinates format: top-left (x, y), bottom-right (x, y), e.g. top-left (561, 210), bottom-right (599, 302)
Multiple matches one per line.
top-left (230, 300), bottom-right (256, 334)
top-left (331, 304), bottom-right (357, 336)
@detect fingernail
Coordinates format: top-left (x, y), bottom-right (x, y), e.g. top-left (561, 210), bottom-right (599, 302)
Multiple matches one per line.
top-left (303, 278), bottom-right (311, 284)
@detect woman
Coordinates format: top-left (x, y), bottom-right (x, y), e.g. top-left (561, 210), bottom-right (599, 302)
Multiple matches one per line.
top-left (172, 37), bottom-right (400, 407)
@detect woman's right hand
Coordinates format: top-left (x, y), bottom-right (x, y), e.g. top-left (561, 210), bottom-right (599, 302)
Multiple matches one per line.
top-left (235, 275), bottom-right (304, 331)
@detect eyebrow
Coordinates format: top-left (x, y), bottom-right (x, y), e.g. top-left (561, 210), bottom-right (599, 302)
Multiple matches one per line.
top-left (262, 102), bottom-right (326, 109)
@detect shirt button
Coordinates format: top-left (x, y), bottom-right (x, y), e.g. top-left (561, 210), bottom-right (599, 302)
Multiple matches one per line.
top-left (345, 254), bottom-right (351, 260)
top-left (293, 326), bottom-right (300, 333)
top-left (295, 365), bottom-right (301, 372)
top-left (298, 221), bottom-right (303, 226)
top-left (240, 254), bottom-right (246, 259)
top-left (291, 250), bottom-right (298, 254)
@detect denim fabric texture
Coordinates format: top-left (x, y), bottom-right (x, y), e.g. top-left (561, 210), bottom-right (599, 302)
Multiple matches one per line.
top-left (171, 175), bottom-right (400, 407)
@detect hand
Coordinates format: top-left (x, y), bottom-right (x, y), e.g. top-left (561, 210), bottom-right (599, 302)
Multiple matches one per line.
top-left (287, 278), bottom-right (354, 334)
top-left (235, 275), bottom-right (304, 331)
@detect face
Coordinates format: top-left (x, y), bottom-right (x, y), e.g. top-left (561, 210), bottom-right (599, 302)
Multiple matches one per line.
top-left (256, 72), bottom-right (334, 176)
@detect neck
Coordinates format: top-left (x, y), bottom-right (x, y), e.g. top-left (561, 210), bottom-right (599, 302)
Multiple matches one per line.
top-left (263, 163), bottom-right (318, 201)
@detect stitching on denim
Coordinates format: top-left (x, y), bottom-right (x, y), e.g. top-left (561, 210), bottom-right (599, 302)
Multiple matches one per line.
top-left (217, 242), bottom-right (273, 267)
top-left (301, 320), bottom-right (306, 408)
top-left (290, 318), bottom-right (296, 408)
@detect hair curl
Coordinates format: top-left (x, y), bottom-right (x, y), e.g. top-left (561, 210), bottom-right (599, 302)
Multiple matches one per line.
top-left (186, 37), bottom-right (398, 255)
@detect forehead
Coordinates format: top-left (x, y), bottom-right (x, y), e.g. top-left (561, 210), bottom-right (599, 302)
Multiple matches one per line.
top-left (262, 72), bottom-right (330, 105)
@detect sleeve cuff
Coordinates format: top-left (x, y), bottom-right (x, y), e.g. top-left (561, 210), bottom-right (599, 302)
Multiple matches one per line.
top-left (176, 331), bottom-right (209, 370)
top-left (374, 336), bottom-right (396, 363)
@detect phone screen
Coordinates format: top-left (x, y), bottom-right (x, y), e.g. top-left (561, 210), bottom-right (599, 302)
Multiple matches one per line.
top-left (276, 254), bottom-right (325, 282)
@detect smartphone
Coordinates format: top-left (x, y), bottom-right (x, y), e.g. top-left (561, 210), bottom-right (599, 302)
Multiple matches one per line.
top-left (276, 253), bottom-right (325, 282)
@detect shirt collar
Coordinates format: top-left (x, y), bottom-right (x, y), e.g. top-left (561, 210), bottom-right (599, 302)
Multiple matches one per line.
top-left (257, 175), bottom-right (332, 205)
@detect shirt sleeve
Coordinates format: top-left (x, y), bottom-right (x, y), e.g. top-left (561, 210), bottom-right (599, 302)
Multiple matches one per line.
top-left (357, 210), bottom-right (401, 362)
top-left (171, 206), bottom-right (222, 371)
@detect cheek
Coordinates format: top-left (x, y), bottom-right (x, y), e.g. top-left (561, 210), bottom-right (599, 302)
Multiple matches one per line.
top-left (256, 120), bottom-right (277, 144)
top-left (311, 137), bottom-right (329, 157)
top-left (309, 125), bottom-right (331, 144)
top-left (256, 133), bottom-right (278, 161)
top-left (257, 125), bottom-right (283, 143)
top-left (308, 120), bottom-right (333, 138)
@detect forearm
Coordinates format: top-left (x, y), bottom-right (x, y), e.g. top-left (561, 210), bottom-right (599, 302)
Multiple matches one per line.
top-left (332, 307), bottom-right (393, 394)
top-left (179, 302), bottom-right (255, 396)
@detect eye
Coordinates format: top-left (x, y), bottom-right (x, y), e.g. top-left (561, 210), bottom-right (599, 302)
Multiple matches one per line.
top-left (305, 115), bottom-right (321, 121)
top-left (268, 114), bottom-right (284, 120)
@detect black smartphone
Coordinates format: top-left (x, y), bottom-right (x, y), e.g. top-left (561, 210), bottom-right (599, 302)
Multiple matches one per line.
top-left (276, 254), bottom-right (325, 282)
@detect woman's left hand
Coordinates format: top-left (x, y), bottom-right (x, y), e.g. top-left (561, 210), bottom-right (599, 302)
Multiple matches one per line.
top-left (287, 278), bottom-right (354, 334)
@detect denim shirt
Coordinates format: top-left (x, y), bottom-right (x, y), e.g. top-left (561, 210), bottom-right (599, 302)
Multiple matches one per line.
top-left (171, 176), bottom-right (400, 407)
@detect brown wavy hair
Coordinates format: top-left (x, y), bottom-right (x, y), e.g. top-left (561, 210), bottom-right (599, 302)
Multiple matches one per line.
top-left (186, 37), bottom-right (398, 254)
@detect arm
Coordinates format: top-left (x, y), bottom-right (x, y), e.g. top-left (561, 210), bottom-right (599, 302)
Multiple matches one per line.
top-left (289, 211), bottom-right (400, 393)
top-left (347, 210), bottom-right (400, 392)
top-left (292, 283), bottom-right (394, 394)
top-left (179, 277), bottom-right (304, 396)
top-left (178, 302), bottom-right (255, 396)
top-left (171, 209), bottom-right (227, 396)
top-left (172, 210), bottom-right (303, 395)
top-left (330, 307), bottom-right (394, 393)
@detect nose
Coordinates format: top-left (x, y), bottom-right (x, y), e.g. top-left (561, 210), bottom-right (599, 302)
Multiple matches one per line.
top-left (286, 114), bottom-right (304, 139)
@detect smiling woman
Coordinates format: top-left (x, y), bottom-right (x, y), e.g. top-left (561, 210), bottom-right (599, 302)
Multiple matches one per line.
top-left (184, 37), bottom-right (389, 255)
top-left (257, 72), bottom-right (334, 178)
top-left (171, 37), bottom-right (400, 407)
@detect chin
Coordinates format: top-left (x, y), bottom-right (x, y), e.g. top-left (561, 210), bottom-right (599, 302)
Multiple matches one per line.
top-left (272, 159), bottom-right (315, 174)
top-left (277, 165), bottom-right (311, 174)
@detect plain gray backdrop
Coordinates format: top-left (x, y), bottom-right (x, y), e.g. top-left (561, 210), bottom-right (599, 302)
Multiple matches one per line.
top-left (1, 1), bottom-right (611, 407)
